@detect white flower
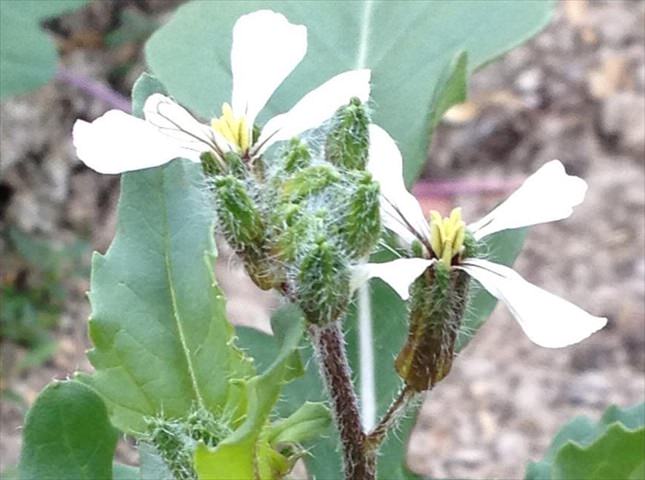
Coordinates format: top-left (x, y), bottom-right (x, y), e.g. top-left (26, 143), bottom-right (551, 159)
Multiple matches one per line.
top-left (355, 124), bottom-right (607, 349)
top-left (73, 10), bottom-right (371, 174)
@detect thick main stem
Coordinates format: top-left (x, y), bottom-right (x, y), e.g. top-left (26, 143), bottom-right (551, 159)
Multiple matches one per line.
top-left (309, 321), bottom-right (375, 480)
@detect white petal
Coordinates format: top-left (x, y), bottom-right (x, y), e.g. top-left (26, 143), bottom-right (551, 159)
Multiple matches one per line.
top-left (459, 258), bottom-right (607, 348)
top-left (367, 124), bottom-right (431, 247)
top-left (73, 111), bottom-right (199, 174)
top-left (256, 69), bottom-right (371, 153)
top-left (468, 160), bottom-right (588, 240)
top-left (143, 94), bottom-right (226, 152)
top-left (231, 9), bottom-right (307, 129)
top-left (351, 258), bottom-right (434, 300)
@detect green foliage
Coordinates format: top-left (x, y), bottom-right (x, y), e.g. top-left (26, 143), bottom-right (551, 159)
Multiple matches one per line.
top-left (75, 75), bottom-right (253, 434)
top-left (194, 305), bottom-right (329, 480)
top-left (146, 0), bottom-right (554, 183)
top-left (18, 381), bottom-right (118, 480)
top-left (526, 403), bottom-right (645, 480)
top-left (0, 0), bottom-right (88, 98)
top-left (1, 228), bottom-right (88, 371)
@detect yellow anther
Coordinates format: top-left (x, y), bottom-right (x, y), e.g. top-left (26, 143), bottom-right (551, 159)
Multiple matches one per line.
top-left (428, 208), bottom-right (466, 265)
top-left (211, 103), bottom-right (250, 153)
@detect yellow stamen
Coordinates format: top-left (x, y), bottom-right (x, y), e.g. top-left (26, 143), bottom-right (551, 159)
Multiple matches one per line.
top-left (211, 103), bottom-right (250, 153)
top-left (428, 207), bottom-right (466, 265)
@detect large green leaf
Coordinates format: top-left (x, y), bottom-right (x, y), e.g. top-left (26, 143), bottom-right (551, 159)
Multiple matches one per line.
top-left (77, 74), bottom-right (252, 433)
top-left (526, 403), bottom-right (645, 480)
top-left (0, 0), bottom-right (87, 98)
top-left (19, 381), bottom-right (118, 480)
top-left (146, 0), bottom-right (553, 182)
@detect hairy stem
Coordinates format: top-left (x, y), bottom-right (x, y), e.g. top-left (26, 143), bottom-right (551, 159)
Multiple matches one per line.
top-left (309, 321), bottom-right (375, 480)
top-left (366, 385), bottom-right (417, 450)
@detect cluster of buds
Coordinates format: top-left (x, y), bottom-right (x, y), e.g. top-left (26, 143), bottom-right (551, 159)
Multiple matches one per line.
top-left (202, 98), bottom-right (381, 326)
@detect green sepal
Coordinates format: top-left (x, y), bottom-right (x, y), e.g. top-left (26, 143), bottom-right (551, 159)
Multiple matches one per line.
top-left (281, 138), bottom-right (312, 174)
top-left (340, 171), bottom-right (381, 258)
top-left (325, 97), bottom-right (370, 170)
top-left (281, 164), bottom-right (340, 202)
top-left (395, 261), bottom-right (470, 391)
top-left (297, 237), bottom-right (350, 325)
top-left (212, 175), bottom-right (264, 252)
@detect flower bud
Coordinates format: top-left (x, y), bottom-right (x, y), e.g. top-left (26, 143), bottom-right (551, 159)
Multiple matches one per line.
top-left (281, 164), bottom-right (341, 202)
top-left (282, 138), bottom-right (312, 173)
top-left (340, 172), bottom-right (381, 258)
top-left (212, 175), bottom-right (264, 252)
top-left (395, 261), bottom-right (470, 391)
top-left (325, 97), bottom-right (370, 171)
top-left (297, 237), bottom-right (350, 325)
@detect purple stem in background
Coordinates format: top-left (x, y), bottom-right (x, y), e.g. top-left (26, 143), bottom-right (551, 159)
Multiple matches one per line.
top-left (56, 67), bottom-right (131, 112)
top-left (412, 177), bottom-right (524, 198)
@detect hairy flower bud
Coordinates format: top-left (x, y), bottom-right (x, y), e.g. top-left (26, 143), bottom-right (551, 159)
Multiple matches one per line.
top-left (340, 172), bottom-right (381, 258)
top-left (395, 261), bottom-right (470, 391)
top-left (281, 164), bottom-right (341, 202)
top-left (282, 138), bottom-right (312, 173)
top-left (212, 175), bottom-right (264, 252)
top-left (325, 97), bottom-right (370, 171)
top-left (297, 237), bottom-right (350, 325)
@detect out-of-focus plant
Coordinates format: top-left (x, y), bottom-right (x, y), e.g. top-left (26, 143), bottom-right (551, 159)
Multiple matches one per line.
top-left (12, 2), bottom-right (632, 480)
top-left (0, 0), bottom-right (88, 98)
top-left (1, 228), bottom-right (88, 371)
top-left (526, 403), bottom-right (645, 480)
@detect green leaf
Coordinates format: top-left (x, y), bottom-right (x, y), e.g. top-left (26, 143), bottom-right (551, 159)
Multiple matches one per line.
top-left (194, 305), bottom-right (305, 480)
top-left (77, 74), bottom-right (252, 433)
top-left (266, 402), bottom-right (331, 445)
top-left (139, 443), bottom-right (174, 480)
top-left (19, 381), bottom-right (118, 480)
top-left (427, 50), bottom-right (469, 135)
top-left (526, 403), bottom-right (645, 480)
top-left (112, 463), bottom-right (139, 480)
top-left (146, 0), bottom-right (554, 182)
top-left (0, 0), bottom-right (87, 98)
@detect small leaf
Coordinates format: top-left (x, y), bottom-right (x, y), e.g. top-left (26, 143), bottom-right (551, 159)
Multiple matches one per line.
top-left (19, 381), bottom-right (118, 480)
top-left (194, 305), bottom-right (305, 480)
top-left (266, 402), bottom-right (331, 445)
top-left (0, 0), bottom-right (88, 98)
top-left (526, 403), bottom-right (645, 480)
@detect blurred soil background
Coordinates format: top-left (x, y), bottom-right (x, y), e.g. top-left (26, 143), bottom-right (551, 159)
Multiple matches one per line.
top-left (1, 0), bottom-right (643, 478)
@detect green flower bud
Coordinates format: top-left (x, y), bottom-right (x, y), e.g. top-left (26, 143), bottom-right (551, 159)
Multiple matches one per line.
top-left (212, 175), bottom-right (264, 252)
top-left (325, 97), bottom-right (370, 170)
top-left (282, 138), bottom-right (312, 173)
top-left (395, 261), bottom-right (470, 391)
top-left (297, 237), bottom-right (350, 325)
top-left (201, 151), bottom-right (223, 177)
top-left (281, 164), bottom-right (341, 202)
top-left (223, 151), bottom-right (247, 179)
top-left (340, 172), bottom-right (381, 258)
top-left (201, 151), bottom-right (248, 180)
